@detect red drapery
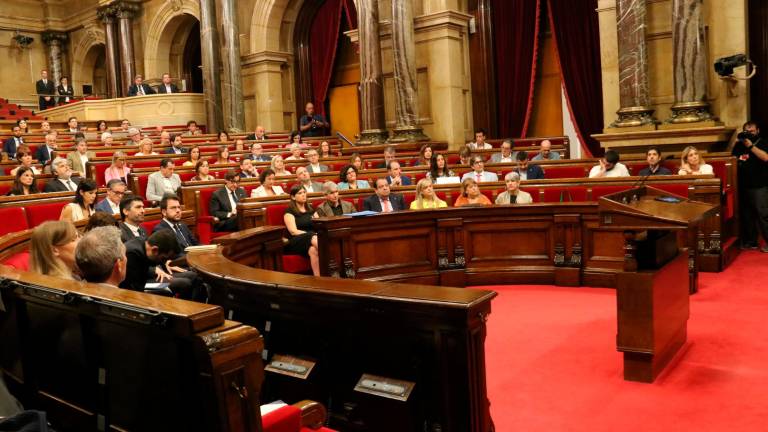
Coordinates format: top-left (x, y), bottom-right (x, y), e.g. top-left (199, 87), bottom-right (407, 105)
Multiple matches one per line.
top-left (491, 0), bottom-right (540, 138)
top-left (547, 0), bottom-right (604, 157)
top-left (308, 0), bottom-right (357, 117)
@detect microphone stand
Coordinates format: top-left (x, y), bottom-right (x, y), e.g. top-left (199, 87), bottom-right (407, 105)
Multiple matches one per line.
top-left (630, 154), bottom-right (675, 201)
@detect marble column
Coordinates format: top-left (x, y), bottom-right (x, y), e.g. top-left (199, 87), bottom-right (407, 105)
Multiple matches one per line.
top-left (609, 0), bottom-right (656, 128)
top-left (199, 0), bottom-right (224, 133)
top-left (389, 0), bottom-right (429, 142)
top-left (97, 7), bottom-right (120, 98)
top-left (357, 0), bottom-right (388, 145)
top-left (41, 32), bottom-right (68, 86)
top-left (115, 1), bottom-right (140, 98)
top-left (217, 0), bottom-right (246, 132)
top-left (666, 0), bottom-right (713, 124)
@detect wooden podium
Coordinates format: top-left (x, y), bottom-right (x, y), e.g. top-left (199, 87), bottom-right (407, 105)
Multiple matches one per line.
top-left (599, 186), bottom-right (717, 382)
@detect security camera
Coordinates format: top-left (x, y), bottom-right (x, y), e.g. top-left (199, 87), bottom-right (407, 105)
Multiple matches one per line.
top-left (714, 54), bottom-right (756, 80)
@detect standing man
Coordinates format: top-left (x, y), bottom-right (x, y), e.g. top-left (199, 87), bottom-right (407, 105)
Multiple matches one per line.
top-left (127, 74), bottom-right (156, 96)
top-left (299, 102), bottom-right (329, 137)
top-left (155, 73), bottom-right (179, 94)
top-left (209, 171), bottom-right (247, 232)
top-left (3, 126), bottom-right (24, 158)
top-left (733, 121), bottom-right (768, 251)
top-left (36, 70), bottom-right (56, 110)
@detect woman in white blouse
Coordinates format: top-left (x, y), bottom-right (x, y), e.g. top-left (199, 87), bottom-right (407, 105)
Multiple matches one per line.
top-left (678, 146), bottom-right (713, 175)
top-left (251, 168), bottom-right (285, 198)
top-left (270, 155), bottom-right (291, 177)
top-left (134, 138), bottom-right (158, 156)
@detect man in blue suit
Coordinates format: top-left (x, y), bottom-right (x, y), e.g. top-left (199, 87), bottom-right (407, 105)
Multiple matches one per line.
top-left (3, 126), bottom-right (24, 158)
top-left (512, 151), bottom-right (545, 181)
top-left (95, 179), bottom-right (128, 214)
top-left (35, 133), bottom-right (58, 166)
top-left (385, 161), bottom-right (412, 186)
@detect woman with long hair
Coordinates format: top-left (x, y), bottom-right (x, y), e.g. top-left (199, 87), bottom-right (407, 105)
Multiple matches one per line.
top-left (215, 145), bottom-right (233, 165)
top-left (30, 220), bottom-right (80, 279)
top-left (678, 146), bottom-right (714, 175)
top-left (183, 146), bottom-right (202, 167)
top-left (60, 179), bottom-right (97, 222)
top-left (104, 151), bottom-right (130, 183)
top-left (191, 160), bottom-right (215, 181)
top-left (270, 154), bottom-right (291, 176)
top-left (319, 141), bottom-right (332, 159)
top-left (7, 166), bottom-right (39, 195)
top-left (251, 168), bottom-right (285, 197)
top-left (350, 153), bottom-right (364, 171)
top-left (16, 119), bottom-right (29, 134)
top-left (283, 185), bottom-right (320, 276)
top-left (410, 178), bottom-right (447, 210)
top-left (427, 153), bottom-right (455, 180)
top-left (454, 178), bottom-right (492, 207)
top-left (218, 130), bottom-right (230, 143)
top-left (96, 120), bottom-right (109, 133)
top-left (415, 144), bottom-right (433, 167)
top-left (337, 165), bottom-right (370, 190)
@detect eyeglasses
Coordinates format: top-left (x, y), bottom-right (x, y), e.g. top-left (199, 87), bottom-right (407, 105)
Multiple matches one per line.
top-left (110, 190), bottom-right (126, 195)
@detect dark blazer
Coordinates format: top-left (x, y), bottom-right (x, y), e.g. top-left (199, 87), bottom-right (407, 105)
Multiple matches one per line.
top-left (164, 146), bottom-right (188, 154)
top-left (514, 165), bottom-right (545, 180)
top-left (3, 137), bottom-right (24, 158)
top-left (127, 83), bottom-right (156, 96)
top-left (35, 146), bottom-right (55, 166)
top-left (155, 83), bottom-right (179, 94)
top-left (94, 198), bottom-right (118, 214)
top-left (245, 134), bottom-right (269, 141)
top-left (152, 219), bottom-right (199, 248)
top-left (247, 154), bottom-right (272, 162)
top-left (57, 85), bottom-right (75, 104)
top-left (121, 238), bottom-right (155, 291)
top-left (362, 193), bottom-right (406, 213)
top-left (386, 175), bottom-right (412, 186)
top-left (43, 176), bottom-right (81, 193)
top-left (209, 187), bottom-right (246, 221)
top-left (119, 222), bottom-right (147, 243)
top-left (36, 79), bottom-right (56, 110)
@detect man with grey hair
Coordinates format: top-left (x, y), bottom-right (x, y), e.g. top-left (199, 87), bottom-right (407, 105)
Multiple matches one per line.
top-left (95, 179), bottom-right (127, 214)
top-left (314, 181), bottom-right (355, 217)
top-left (128, 74), bottom-right (155, 96)
top-left (127, 127), bottom-right (142, 145)
top-left (305, 149), bottom-right (328, 173)
top-left (35, 132), bottom-right (58, 166)
top-left (75, 226), bottom-right (127, 287)
top-left (495, 171), bottom-right (533, 204)
top-left (44, 157), bottom-right (81, 192)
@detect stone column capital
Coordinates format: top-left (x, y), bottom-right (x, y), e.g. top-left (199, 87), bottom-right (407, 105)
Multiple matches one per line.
top-left (97, 6), bottom-right (116, 23)
top-left (114, 1), bottom-right (141, 19)
top-left (41, 31), bottom-right (68, 46)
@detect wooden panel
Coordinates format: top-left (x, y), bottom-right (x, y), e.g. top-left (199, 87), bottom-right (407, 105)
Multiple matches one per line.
top-left (328, 84), bottom-right (361, 141)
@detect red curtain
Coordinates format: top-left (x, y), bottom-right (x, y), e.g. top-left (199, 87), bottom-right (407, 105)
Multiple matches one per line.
top-left (547, 0), bottom-right (604, 157)
top-left (308, 0), bottom-right (357, 117)
top-left (491, 0), bottom-right (541, 138)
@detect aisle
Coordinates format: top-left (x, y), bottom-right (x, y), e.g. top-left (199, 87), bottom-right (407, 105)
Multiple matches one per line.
top-left (476, 251), bottom-right (768, 431)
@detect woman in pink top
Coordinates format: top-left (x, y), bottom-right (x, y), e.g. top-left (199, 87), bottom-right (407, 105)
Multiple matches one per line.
top-left (104, 151), bottom-right (131, 184)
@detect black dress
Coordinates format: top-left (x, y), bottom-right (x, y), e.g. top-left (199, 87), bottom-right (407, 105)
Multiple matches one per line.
top-left (284, 207), bottom-right (315, 256)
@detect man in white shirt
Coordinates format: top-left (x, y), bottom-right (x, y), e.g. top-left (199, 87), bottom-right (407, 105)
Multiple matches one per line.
top-left (532, 139), bottom-right (561, 161)
top-left (119, 195), bottom-right (147, 242)
top-left (305, 149), bottom-right (328, 173)
top-left (588, 150), bottom-right (630, 178)
top-left (295, 166), bottom-right (322, 193)
top-left (156, 73), bottom-right (179, 94)
top-left (67, 116), bottom-right (79, 133)
top-left (461, 156), bottom-right (499, 183)
top-left (466, 128), bottom-right (492, 150)
top-left (95, 179), bottom-right (127, 214)
top-left (490, 139), bottom-right (516, 163)
top-left (146, 159), bottom-right (182, 202)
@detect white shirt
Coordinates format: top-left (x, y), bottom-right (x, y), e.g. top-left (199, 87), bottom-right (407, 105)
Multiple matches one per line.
top-left (161, 176), bottom-right (175, 193)
top-left (58, 178), bottom-right (77, 191)
top-left (125, 222), bottom-right (141, 237)
top-left (138, 85), bottom-right (145, 95)
top-left (165, 84), bottom-right (173, 93)
top-left (302, 182), bottom-right (316, 193)
top-left (108, 199), bottom-right (120, 214)
top-left (379, 197), bottom-right (393, 213)
top-left (467, 142), bottom-right (492, 150)
top-left (79, 152), bottom-right (89, 165)
top-left (461, 171), bottom-right (499, 182)
top-left (589, 162), bottom-right (630, 178)
top-left (62, 86), bottom-right (70, 102)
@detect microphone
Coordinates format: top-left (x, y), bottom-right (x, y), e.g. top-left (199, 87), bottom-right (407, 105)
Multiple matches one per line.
top-left (631, 154), bottom-right (675, 195)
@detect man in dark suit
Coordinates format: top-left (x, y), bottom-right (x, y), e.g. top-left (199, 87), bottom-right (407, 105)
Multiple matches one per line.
top-left (35, 133), bottom-right (58, 167)
top-left (44, 157), bottom-right (81, 193)
top-left (3, 126), bottom-right (24, 158)
top-left (119, 195), bottom-right (147, 243)
top-left (165, 134), bottom-right (188, 154)
top-left (209, 171), bottom-right (247, 232)
top-left (362, 178), bottom-right (406, 213)
top-left (127, 74), bottom-right (156, 96)
top-left (245, 125), bottom-right (268, 141)
top-left (152, 194), bottom-right (199, 249)
top-left (385, 161), bottom-right (412, 186)
top-left (36, 70), bottom-right (56, 110)
top-left (512, 151), bottom-right (545, 180)
top-left (155, 73), bottom-right (179, 94)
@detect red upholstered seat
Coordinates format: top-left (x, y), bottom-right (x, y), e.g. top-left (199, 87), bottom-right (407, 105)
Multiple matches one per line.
top-left (3, 251), bottom-right (30, 271)
top-left (141, 219), bottom-right (161, 234)
top-left (261, 404), bottom-right (337, 432)
top-left (25, 201), bottom-right (67, 227)
top-left (543, 166), bottom-right (588, 179)
top-left (542, 187), bottom-right (588, 203)
top-left (402, 192), bottom-right (416, 208)
top-left (265, 204), bottom-right (311, 274)
top-left (193, 187), bottom-right (230, 244)
top-left (179, 172), bottom-right (196, 182)
top-left (136, 175), bottom-right (150, 200)
top-left (0, 207), bottom-right (29, 236)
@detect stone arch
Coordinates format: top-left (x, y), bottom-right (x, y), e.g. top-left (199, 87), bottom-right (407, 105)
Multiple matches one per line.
top-left (71, 24), bottom-right (106, 94)
top-left (250, 0), bottom-right (303, 53)
top-left (143, 0), bottom-right (201, 81)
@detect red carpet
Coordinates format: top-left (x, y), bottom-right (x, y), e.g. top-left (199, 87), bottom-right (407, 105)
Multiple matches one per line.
top-left (476, 251), bottom-right (768, 431)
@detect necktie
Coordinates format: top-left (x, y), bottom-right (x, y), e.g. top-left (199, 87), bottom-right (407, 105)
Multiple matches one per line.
top-left (65, 180), bottom-right (73, 191)
top-left (231, 191), bottom-right (239, 203)
top-left (382, 198), bottom-right (391, 213)
top-left (476, 173), bottom-right (481, 183)
top-left (174, 223), bottom-right (189, 248)
top-left (138, 86), bottom-right (144, 95)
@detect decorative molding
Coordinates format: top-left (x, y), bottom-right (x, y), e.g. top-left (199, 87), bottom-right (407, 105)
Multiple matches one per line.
top-left (241, 50), bottom-right (293, 67)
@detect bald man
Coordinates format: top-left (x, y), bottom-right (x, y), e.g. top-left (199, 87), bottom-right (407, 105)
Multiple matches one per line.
top-left (299, 102), bottom-right (329, 137)
top-left (532, 140), bottom-right (561, 161)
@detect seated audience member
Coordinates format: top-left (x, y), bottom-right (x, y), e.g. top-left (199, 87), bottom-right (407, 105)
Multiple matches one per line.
top-left (84, 212), bottom-right (119, 231)
top-left (146, 159), bottom-right (182, 202)
top-left (96, 120), bottom-right (109, 133)
top-left (36, 133), bottom-right (58, 166)
top-left (414, 144), bottom-right (433, 167)
top-left (246, 125), bottom-right (268, 141)
top-left (16, 119), bottom-right (30, 134)
top-left (377, 146), bottom-right (397, 168)
top-left (386, 161), bottom-right (412, 186)
top-left (214, 145), bottom-right (232, 165)
top-left (7, 166), bottom-right (39, 195)
top-left (350, 153), bottom-right (364, 171)
top-left (288, 130), bottom-right (305, 148)
top-left (454, 178), bottom-right (492, 207)
top-left (3, 125), bottom-right (25, 158)
top-left (678, 146), bottom-right (713, 175)
top-left (159, 130), bottom-right (171, 146)
top-left (490, 140), bottom-right (516, 163)
top-left (127, 127), bottom-right (142, 146)
top-left (119, 195), bottom-right (147, 242)
top-left (459, 146), bottom-right (473, 166)
top-left (210, 171), bottom-right (247, 231)
top-left (127, 74), bottom-right (155, 96)
top-left (234, 139), bottom-right (245, 151)
top-left (284, 185), bottom-right (321, 275)
top-left (248, 143), bottom-right (271, 162)
top-left (410, 179), bottom-right (447, 210)
top-left (638, 147), bottom-right (672, 176)
top-left (44, 157), bottom-right (81, 192)
top-left (588, 149), bottom-right (630, 178)
top-left (119, 119), bottom-right (131, 131)
top-left (319, 141), bottom-right (333, 158)
top-left (512, 151), bottom-right (544, 180)
top-left (285, 143), bottom-right (304, 161)
top-left (183, 145), bottom-right (202, 167)
top-left (218, 130), bottom-right (230, 143)
top-left (166, 134), bottom-right (187, 154)
top-left (191, 160), bottom-right (215, 181)
top-left (66, 117), bottom-right (80, 133)
top-left (363, 178), bottom-right (406, 212)
top-left (134, 138), bottom-right (158, 156)
top-left (75, 226), bottom-right (126, 287)
top-left (314, 181), bottom-right (355, 217)
top-left (95, 179), bottom-right (127, 214)
top-left (295, 166), bottom-right (323, 193)
top-left (59, 179), bottom-right (97, 222)
top-left (251, 168), bottom-right (285, 198)
top-left (184, 120), bottom-right (201, 136)
top-left (39, 120), bottom-right (52, 134)
top-left (10, 146), bottom-right (40, 176)
top-left (271, 154), bottom-right (291, 176)
top-left (467, 128), bottom-right (492, 150)
top-left (104, 151), bottom-right (131, 183)
top-left (238, 158), bottom-right (259, 179)
top-left (427, 153), bottom-right (456, 180)
top-left (461, 156), bottom-right (499, 183)
top-left (67, 137), bottom-right (94, 176)
top-left (532, 139), bottom-right (561, 161)
top-left (156, 73), bottom-right (179, 94)
top-left (153, 194), bottom-right (198, 248)
top-left (299, 102), bottom-right (329, 137)
top-left (30, 220), bottom-right (80, 280)
top-left (495, 172), bottom-right (532, 204)
top-left (338, 165), bottom-right (370, 190)
top-left (101, 131), bottom-right (114, 146)
top-left (306, 149), bottom-right (329, 173)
